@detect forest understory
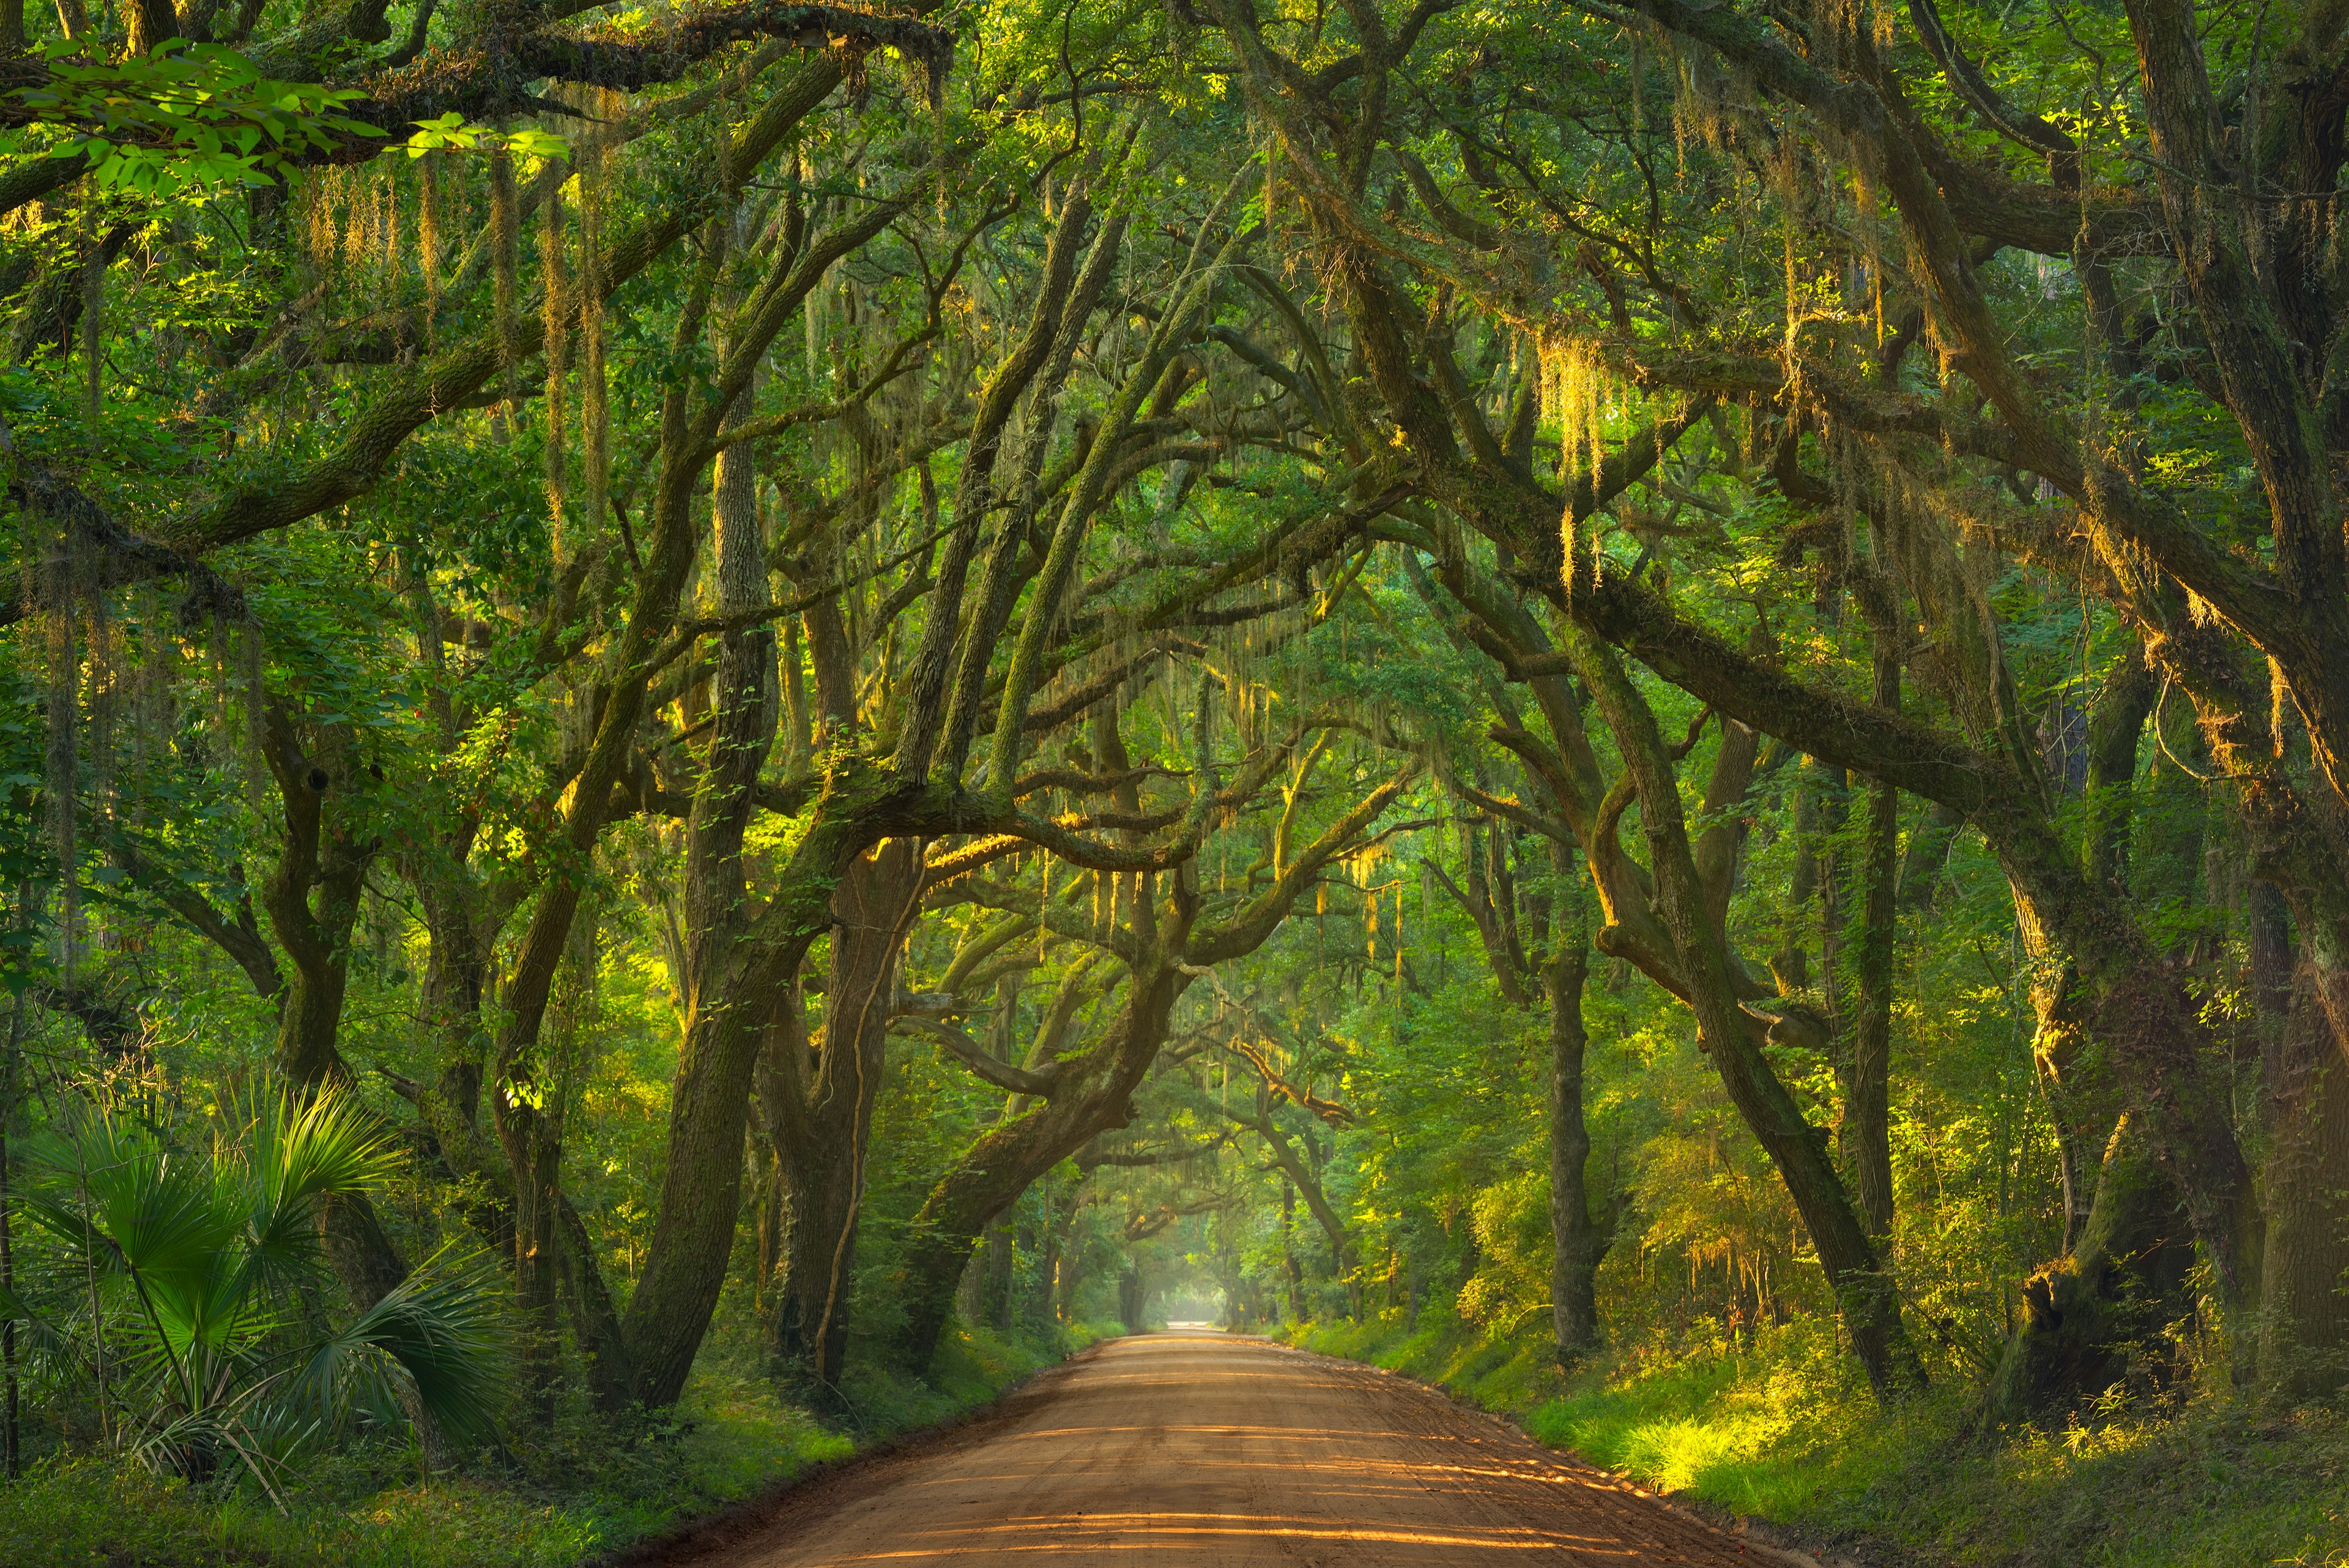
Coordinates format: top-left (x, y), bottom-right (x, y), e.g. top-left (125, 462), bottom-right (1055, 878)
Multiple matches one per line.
top-left (1294, 1315), bottom-right (2349, 1568)
top-left (0, 1318), bottom-right (1124, 1567)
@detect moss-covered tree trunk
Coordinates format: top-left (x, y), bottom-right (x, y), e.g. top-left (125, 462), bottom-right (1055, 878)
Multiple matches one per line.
top-left (1545, 910), bottom-right (1605, 1359)
top-left (2262, 986), bottom-right (2349, 1394)
top-left (1988, 1115), bottom-right (2194, 1419)
top-left (762, 838), bottom-right (923, 1397)
top-left (1844, 650), bottom-right (1901, 1239)
top-left (1280, 1180), bottom-right (1305, 1321)
top-left (890, 938), bottom-right (1195, 1369)
top-left (1572, 631), bottom-right (1925, 1396)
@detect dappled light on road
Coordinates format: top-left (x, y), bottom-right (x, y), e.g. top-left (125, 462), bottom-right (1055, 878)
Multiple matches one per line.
top-left (725, 1335), bottom-right (1757, 1567)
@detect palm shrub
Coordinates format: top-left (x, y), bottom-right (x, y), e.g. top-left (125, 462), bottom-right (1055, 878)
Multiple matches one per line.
top-left (0, 1087), bottom-right (500, 1496)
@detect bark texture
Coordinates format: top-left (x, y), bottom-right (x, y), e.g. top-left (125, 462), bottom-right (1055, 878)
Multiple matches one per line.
top-left (1546, 904), bottom-right (1610, 1359)
top-left (2261, 987), bottom-right (2349, 1394)
top-left (762, 839), bottom-right (924, 1395)
top-left (1987, 1116), bottom-right (2194, 1419)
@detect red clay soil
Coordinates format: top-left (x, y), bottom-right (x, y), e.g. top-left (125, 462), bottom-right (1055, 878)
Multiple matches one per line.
top-left (623, 1331), bottom-right (1778, 1567)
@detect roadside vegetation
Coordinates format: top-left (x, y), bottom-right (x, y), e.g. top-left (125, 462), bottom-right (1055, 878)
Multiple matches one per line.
top-left (1292, 1317), bottom-right (2349, 1567)
top-left (0, 1319), bottom-right (1116, 1568)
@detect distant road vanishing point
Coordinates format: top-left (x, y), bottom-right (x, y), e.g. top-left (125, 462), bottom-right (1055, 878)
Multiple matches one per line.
top-left (662, 1332), bottom-right (1773, 1567)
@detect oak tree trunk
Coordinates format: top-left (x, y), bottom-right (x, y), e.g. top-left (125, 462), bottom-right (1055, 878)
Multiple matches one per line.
top-left (1576, 636), bottom-right (1925, 1395)
top-left (763, 839), bottom-right (923, 1397)
top-left (1844, 652), bottom-right (1901, 1239)
top-left (2261, 981), bottom-right (2349, 1395)
top-left (1546, 913), bottom-right (1606, 1359)
top-left (1988, 1114), bottom-right (2195, 1419)
top-left (891, 935), bottom-right (1195, 1369)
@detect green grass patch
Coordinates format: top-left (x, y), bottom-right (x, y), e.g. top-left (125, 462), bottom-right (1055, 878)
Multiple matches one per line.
top-left (0, 1318), bottom-right (1123, 1568)
top-left (1290, 1314), bottom-right (2349, 1567)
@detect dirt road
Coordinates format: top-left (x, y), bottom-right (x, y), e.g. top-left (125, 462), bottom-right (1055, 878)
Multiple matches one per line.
top-left (691, 1331), bottom-right (1770, 1566)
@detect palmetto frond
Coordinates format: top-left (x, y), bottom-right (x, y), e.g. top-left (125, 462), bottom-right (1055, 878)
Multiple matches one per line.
top-left (17, 1107), bottom-right (249, 1405)
top-left (230, 1087), bottom-right (399, 1299)
top-left (19, 1110), bottom-right (234, 1294)
top-left (0, 1278), bottom-right (75, 1373)
top-left (8, 1084), bottom-right (497, 1485)
top-left (298, 1244), bottom-right (505, 1443)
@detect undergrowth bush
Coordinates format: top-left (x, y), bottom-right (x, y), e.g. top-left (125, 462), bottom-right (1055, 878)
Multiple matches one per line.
top-left (0, 1318), bottom-right (1119, 1568)
top-left (1290, 1312), bottom-right (2349, 1567)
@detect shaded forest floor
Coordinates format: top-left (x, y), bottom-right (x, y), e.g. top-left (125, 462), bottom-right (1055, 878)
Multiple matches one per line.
top-left (1289, 1316), bottom-right (2349, 1567)
top-left (0, 1319), bottom-right (1123, 1568)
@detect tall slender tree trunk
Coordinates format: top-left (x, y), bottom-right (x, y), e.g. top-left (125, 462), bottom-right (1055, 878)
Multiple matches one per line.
top-left (1816, 761), bottom-right (1852, 1034)
top-left (1234, 1096), bottom-right (1356, 1317)
top-left (1036, 1180), bottom-right (1075, 1325)
top-left (2008, 651), bottom-right (2153, 1260)
top-left (1770, 770), bottom-right (1820, 993)
top-left (2, 948), bottom-right (23, 1477)
top-left (1280, 1180), bottom-right (1305, 1321)
top-left (1575, 635), bottom-right (1924, 1395)
top-left (1545, 863), bottom-right (1606, 1361)
top-left (505, 1131), bottom-right (560, 1423)
top-left (497, 907), bottom-right (596, 1423)
top-left (617, 327), bottom-right (787, 1408)
top-left (552, 1192), bottom-right (632, 1407)
top-left (1846, 651), bottom-right (1902, 1239)
top-left (983, 1198), bottom-right (1028, 1331)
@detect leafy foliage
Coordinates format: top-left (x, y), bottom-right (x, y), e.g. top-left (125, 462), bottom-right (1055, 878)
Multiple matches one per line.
top-left (4, 1090), bottom-right (500, 1493)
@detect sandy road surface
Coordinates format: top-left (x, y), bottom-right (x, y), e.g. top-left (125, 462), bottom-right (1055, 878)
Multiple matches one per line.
top-left (696, 1332), bottom-right (1767, 1567)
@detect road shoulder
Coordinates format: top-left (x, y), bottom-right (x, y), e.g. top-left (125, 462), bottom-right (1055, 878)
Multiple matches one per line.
top-left (598, 1339), bottom-right (1119, 1568)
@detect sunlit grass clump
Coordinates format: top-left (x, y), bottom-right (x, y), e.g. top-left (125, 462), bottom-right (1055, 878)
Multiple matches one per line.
top-left (1294, 1312), bottom-right (2349, 1567)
